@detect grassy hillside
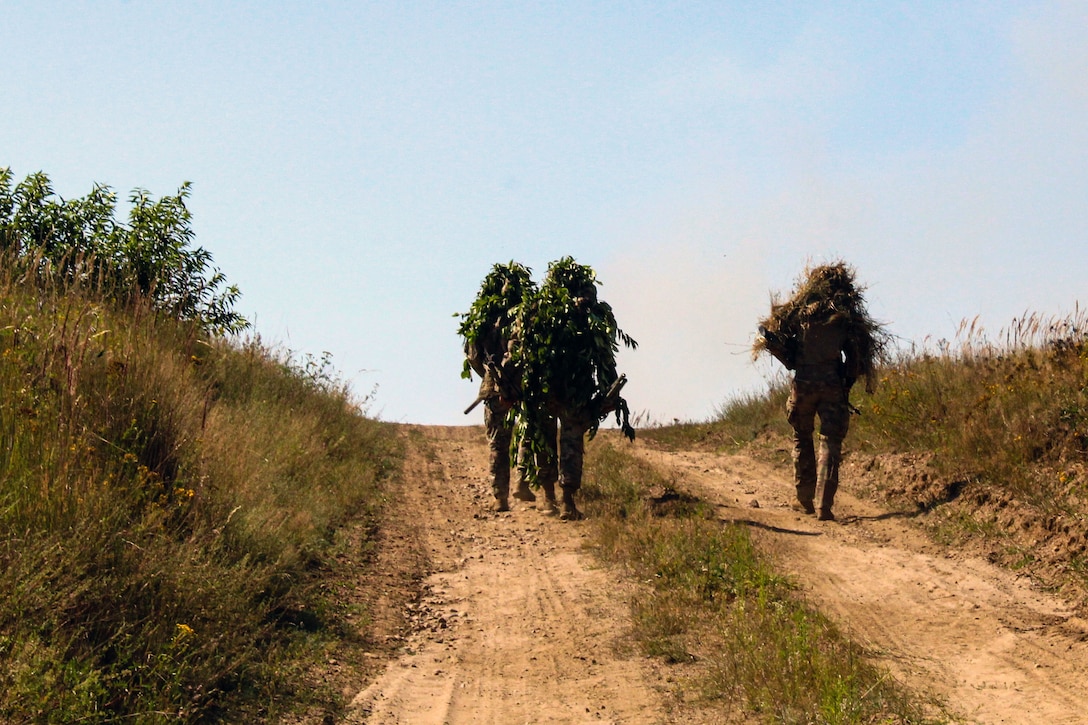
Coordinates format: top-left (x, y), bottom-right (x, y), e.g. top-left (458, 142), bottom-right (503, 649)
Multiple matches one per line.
top-left (646, 311), bottom-right (1088, 607)
top-left (0, 263), bottom-right (399, 721)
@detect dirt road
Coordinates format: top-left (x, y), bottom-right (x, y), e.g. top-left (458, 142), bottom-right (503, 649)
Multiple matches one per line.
top-left (631, 443), bottom-right (1088, 724)
top-left (344, 426), bottom-right (671, 724)
top-left (344, 426), bottom-right (1088, 724)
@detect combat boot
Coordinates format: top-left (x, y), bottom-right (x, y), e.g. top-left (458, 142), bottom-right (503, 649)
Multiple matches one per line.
top-left (817, 508), bottom-right (836, 522)
top-left (559, 489), bottom-right (583, 521)
top-left (513, 481), bottom-right (536, 502)
top-left (493, 496), bottom-right (510, 512)
top-left (538, 480), bottom-right (559, 515)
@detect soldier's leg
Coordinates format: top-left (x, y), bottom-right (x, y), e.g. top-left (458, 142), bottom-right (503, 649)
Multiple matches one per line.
top-left (787, 382), bottom-right (818, 513)
top-left (816, 435), bottom-right (842, 520)
top-left (512, 436), bottom-right (536, 502)
top-left (558, 418), bottom-right (588, 521)
top-left (536, 414), bottom-right (560, 514)
top-left (484, 400), bottom-right (512, 511)
top-left (816, 390), bottom-right (851, 521)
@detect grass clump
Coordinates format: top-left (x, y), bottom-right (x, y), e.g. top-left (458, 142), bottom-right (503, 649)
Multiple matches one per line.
top-left (854, 314), bottom-right (1088, 480)
top-left (640, 386), bottom-right (793, 458)
top-left (581, 441), bottom-right (932, 723)
top-left (0, 261), bottom-right (398, 722)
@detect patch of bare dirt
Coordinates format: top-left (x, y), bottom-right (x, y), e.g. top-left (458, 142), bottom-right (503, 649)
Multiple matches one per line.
top-left (843, 452), bottom-right (1088, 611)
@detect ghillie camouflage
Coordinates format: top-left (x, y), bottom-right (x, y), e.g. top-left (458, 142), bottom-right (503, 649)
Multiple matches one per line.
top-left (512, 257), bottom-right (637, 444)
top-left (458, 261), bottom-right (536, 382)
top-left (754, 261), bottom-right (889, 393)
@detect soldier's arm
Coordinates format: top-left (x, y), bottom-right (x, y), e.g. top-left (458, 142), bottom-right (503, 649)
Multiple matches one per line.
top-left (841, 334), bottom-right (862, 389)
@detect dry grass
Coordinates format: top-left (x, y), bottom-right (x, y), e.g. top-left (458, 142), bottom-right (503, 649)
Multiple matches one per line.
top-left (580, 441), bottom-right (935, 723)
top-left (0, 262), bottom-right (398, 722)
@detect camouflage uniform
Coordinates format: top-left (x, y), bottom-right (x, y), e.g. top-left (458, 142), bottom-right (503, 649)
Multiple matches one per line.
top-left (787, 321), bottom-right (859, 521)
top-left (481, 378), bottom-right (514, 504)
top-left (468, 326), bottom-right (535, 511)
top-left (536, 405), bottom-right (594, 519)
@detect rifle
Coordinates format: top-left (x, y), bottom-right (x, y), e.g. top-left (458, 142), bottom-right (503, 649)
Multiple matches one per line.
top-left (841, 377), bottom-right (862, 416)
top-left (758, 325), bottom-right (797, 370)
top-left (463, 360), bottom-right (521, 415)
top-left (591, 374), bottom-right (635, 440)
top-left (594, 374), bottom-right (628, 417)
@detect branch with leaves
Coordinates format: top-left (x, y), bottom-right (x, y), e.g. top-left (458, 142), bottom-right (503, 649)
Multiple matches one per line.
top-left (0, 167), bottom-right (247, 335)
top-left (456, 261), bottom-right (536, 381)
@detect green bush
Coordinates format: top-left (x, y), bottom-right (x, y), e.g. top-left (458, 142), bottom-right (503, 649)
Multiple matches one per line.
top-left (0, 167), bottom-right (245, 334)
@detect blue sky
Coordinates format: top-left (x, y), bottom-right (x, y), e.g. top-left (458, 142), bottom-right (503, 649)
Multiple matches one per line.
top-left (4, 1), bottom-right (1086, 425)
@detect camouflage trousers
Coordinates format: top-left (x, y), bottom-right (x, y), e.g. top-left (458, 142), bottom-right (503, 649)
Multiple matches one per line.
top-left (484, 397), bottom-right (526, 501)
top-left (524, 410), bottom-right (589, 518)
top-left (787, 379), bottom-right (851, 513)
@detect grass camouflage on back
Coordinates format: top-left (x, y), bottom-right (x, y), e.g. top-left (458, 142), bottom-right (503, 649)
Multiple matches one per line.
top-left (457, 261), bottom-right (536, 380)
top-left (754, 261), bottom-right (889, 392)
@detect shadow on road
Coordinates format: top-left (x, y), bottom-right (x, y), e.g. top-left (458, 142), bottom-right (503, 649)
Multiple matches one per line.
top-left (722, 517), bottom-right (823, 537)
top-left (840, 509), bottom-right (923, 525)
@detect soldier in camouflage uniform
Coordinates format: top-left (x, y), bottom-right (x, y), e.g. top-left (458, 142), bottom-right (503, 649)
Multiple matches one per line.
top-left (785, 316), bottom-right (861, 521)
top-left (472, 359), bottom-right (535, 512)
top-left (757, 263), bottom-right (883, 522)
top-left (513, 258), bottom-right (636, 521)
top-left (460, 263), bottom-right (538, 511)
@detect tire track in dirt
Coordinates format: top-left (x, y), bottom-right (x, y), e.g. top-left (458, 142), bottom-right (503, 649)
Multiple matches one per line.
top-left (344, 426), bottom-right (668, 725)
top-left (629, 441), bottom-right (1088, 725)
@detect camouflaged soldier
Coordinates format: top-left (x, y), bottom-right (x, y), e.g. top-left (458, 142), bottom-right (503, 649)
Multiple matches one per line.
top-left (459, 263), bottom-right (538, 511)
top-left (756, 263), bottom-right (885, 522)
top-left (512, 258), bottom-right (636, 521)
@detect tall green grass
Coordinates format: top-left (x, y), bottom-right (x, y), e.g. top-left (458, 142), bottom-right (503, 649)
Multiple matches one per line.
top-left (581, 442), bottom-right (934, 723)
top-left (0, 261), bottom-right (398, 721)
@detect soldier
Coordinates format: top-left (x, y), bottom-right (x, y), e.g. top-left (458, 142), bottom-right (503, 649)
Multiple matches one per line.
top-left (756, 262), bottom-right (885, 521)
top-left (459, 262), bottom-right (538, 511)
top-left (513, 258), bottom-right (636, 520)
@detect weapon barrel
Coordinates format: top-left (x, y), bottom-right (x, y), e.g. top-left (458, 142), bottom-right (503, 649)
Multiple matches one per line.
top-left (604, 374), bottom-right (627, 399)
top-left (594, 374), bottom-right (628, 416)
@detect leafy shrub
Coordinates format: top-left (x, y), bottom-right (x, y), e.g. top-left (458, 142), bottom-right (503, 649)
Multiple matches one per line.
top-left (0, 167), bottom-right (245, 334)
